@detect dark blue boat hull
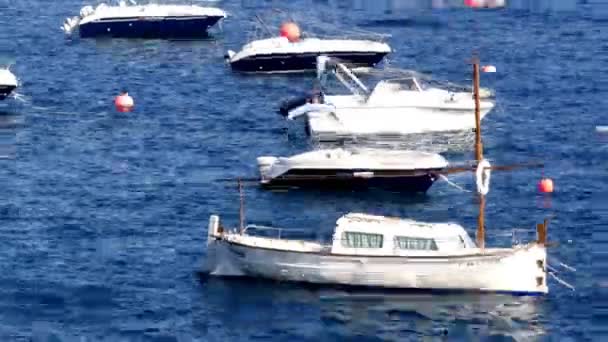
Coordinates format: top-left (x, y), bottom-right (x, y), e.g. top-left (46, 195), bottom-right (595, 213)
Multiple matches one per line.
top-left (229, 51), bottom-right (388, 73)
top-left (261, 169), bottom-right (440, 193)
top-left (78, 16), bottom-right (224, 38)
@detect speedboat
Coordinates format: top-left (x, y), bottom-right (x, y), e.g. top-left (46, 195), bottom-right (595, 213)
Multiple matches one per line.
top-left (257, 148), bottom-right (448, 192)
top-left (62, 1), bottom-right (227, 38)
top-left (283, 56), bottom-right (495, 141)
top-left (0, 66), bottom-right (17, 100)
top-left (225, 19), bottom-right (391, 73)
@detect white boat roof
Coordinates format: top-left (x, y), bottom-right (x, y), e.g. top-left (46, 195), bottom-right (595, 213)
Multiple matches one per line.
top-left (336, 213), bottom-right (471, 241)
top-left (79, 3), bottom-right (226, 25)
top-left (268, 148), bottom-right (448, 170)
top-left (0, 68), bottom-right (17, 86)
top-left (230, 37), bottom-right (391, 62)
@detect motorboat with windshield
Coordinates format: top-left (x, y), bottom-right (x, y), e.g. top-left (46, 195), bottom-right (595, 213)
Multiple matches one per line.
top-left (62, 0), bottom-right (227, 38)
top-left (283, 56), bottom-right (495, 141)
top-left (225, 16), bottom-right (391, 73)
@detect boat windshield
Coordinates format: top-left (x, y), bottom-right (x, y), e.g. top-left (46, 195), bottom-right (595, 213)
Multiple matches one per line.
top-left (384, 77), bottom-right (426, 92)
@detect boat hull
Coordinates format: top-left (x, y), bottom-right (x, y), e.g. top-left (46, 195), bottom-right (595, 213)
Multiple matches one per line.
top-left (307, 106), bottom-right (494, 140)
top-left (0, 85), bottom-right (16, 100)
top-left (78, 16), bottom-right (224, 38)
top-left (207, 239), bottom-right (548, 295)
top-left (229, 51), bottom-right (388, 73)
top-left (261, 169), bottom-right (439, 193)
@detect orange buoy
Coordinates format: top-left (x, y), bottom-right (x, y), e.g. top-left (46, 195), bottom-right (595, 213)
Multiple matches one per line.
top-left (279, 22), bottom-right (301, 43)
top-left (114, 91), bottom-right (134, 112)
top-left (538, 178), bottom-right (554, 193)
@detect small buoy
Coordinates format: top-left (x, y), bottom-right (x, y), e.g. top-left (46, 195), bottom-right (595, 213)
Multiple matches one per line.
top-left (114, 91), bottom-right (134, 112)
top-left (279, 22), bottom-right (301, 43)
top-left (464, 0), bottom-right (482, 8)
top-left (538, 178), bottom-right (554, 193)
top-left (482, 65), bottom-right (496, 73)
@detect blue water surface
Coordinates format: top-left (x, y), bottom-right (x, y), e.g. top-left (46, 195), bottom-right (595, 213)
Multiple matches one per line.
top-left (0, 0), bottom-right (605, 341)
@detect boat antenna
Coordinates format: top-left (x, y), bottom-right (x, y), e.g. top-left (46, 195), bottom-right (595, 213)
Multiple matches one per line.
top-left (238, 178), bottom-right (245, 233)
top-left (473, 55), bottom-right (485, 250)
top-left (254, 14), bottom-right (273, 37)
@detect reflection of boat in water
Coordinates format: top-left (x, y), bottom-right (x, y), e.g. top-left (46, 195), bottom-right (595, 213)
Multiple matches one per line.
top-left (62, 0), bottom-right (227, 38)
top-left (225, 16), bottom-right (391, 73)
top-left (256, 148), bottom-right (448, 193)
top-left (282, 56), bottom-right (495, 141)
top-left (200, 271), bottom-right (548, 339)
top-left (0, 66), bottom-right (18, 100)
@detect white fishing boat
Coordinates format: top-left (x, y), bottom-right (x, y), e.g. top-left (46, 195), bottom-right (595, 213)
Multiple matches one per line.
top-left (0, 66), bottom-right (18, 100)
top-left (282, 56), bottom-right (495, 141)
top-left (62, 0), bottom-right (227, 38)
top-left (204, 60), bottom-right (555, 295)
top-left (257, 148), bottom-right (448, 193)
top-left (225, 16), bottom-right (391, 73)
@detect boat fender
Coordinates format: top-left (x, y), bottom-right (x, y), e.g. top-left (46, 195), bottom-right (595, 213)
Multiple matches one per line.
top-left (476, 159), bottom-right (491, 195)
top-left (287, 103), bottom-right (335, 120)
top-left (279, 95), bottom-right (309, 116)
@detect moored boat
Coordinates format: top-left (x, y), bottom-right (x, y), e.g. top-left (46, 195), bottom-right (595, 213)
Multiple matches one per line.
top-left (257, 148), bottom-right (448, 192)
top-left (62, 1), bottom-right (227, 38)
top-left (226, 18), bottom-right (391, 73)
top-left (284, 56), bottom-right (495, 141)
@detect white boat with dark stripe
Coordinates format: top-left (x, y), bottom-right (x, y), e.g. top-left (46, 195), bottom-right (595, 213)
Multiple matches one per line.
top-left (62, 1), bottom-right (227, 38)
top-left (256, 148), bottom-right (448, 192)
top-left (225, 17), bottom-right (391, 73)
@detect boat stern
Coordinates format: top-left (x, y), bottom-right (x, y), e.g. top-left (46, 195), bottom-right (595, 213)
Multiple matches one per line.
top-left (487, 244), bottom-right (548, 295)
top-left (256, 156), bottom-right (279, 183)
top-left (204, 215), bottom-right (245, 277)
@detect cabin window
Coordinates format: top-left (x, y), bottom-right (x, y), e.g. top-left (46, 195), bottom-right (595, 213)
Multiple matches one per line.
top-left (342, 232), bottom-right (383, 249)
top-left (394, 236), bottom-right (438, 251)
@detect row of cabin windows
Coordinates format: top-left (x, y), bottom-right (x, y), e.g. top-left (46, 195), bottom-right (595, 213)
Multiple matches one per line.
top-left (341, 232), bottom-right (438, 251)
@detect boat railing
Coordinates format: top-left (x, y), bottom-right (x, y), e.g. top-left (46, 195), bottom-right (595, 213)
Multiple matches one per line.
top-left (244, 224), bottom-right (320, 241)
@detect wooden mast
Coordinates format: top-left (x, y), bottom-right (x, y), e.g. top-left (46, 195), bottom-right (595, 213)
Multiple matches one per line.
top-left (473, 57), bottom-right (485, 250)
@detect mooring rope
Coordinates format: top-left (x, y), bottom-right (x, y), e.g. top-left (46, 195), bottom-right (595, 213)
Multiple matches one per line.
top-left (438, 174), bottom-right (472, 193)
top-left (548, 271), bottom-right (575, 291)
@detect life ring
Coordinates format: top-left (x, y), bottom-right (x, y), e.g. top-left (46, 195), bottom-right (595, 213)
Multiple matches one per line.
top-left (476, 159), bottom-right (491, 195)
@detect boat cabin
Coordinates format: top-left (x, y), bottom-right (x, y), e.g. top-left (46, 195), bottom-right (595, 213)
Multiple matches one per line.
top-left (330, 213), bottom-right (476, 256)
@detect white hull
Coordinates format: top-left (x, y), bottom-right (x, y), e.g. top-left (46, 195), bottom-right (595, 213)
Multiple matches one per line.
top-left (307, 104), bottom-right (493, 139)
top-left (207, 239), bottom-right (547, 295)
top-left (205, 215), bottom-right (548, 295)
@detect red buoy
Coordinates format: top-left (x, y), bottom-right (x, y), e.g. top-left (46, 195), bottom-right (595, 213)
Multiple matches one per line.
top-left (279, 22), bottom-right (301, 43)
top-left (114, 92), bottom-right (134, 112)
top-left (538, 178), bottom-right (554, 193)
top-left (464, 0), bottom-right (482, 7)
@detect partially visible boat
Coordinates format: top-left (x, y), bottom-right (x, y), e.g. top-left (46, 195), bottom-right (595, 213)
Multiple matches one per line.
top-left (0, 66), bottom-right (17, 100)
top-left (284, 56), bottom-right (495, 141)
top-left (226, 17), bottom-right (391, 73)
top-left (62, 1), bottom-right (227, 38)
top-left (257, 148), bottom-right (448, 193)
